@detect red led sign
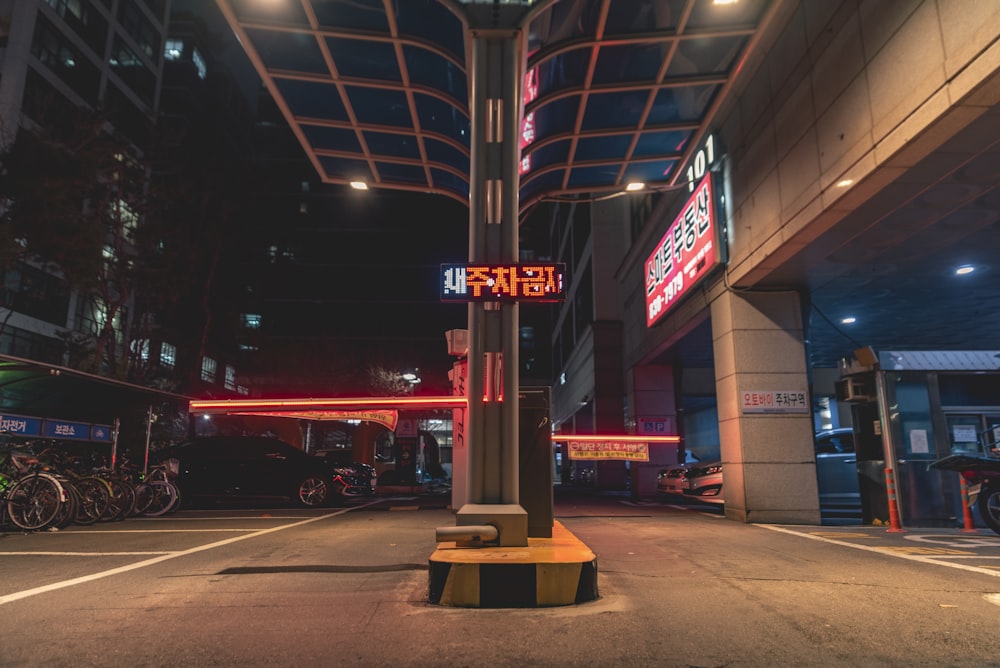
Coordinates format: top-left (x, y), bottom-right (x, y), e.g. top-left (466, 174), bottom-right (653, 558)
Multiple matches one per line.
top-left (441, 263), bottom-right (566, 302)
top-left (644, 173), bottom-right (723, 327)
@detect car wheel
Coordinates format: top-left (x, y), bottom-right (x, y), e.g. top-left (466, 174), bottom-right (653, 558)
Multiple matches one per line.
top-left (297, 476), bottom-right (329, 507)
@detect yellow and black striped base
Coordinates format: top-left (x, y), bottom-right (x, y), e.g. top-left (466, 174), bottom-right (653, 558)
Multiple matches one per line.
top-left (428, 521), bottom-right (598, 607)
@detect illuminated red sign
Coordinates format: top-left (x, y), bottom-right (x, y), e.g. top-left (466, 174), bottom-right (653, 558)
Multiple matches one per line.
top-left (644, 173), bottom-right (722, 327)
top-left (441, 263), bottom-right (566, 302)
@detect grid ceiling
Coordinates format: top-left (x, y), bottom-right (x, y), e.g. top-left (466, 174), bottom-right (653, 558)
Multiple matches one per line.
top-left (215, 0), bottom-right (778, 209)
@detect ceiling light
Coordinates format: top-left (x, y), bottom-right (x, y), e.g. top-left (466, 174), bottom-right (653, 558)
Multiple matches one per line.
top-left (349, 181), bottom-right (368, 190)
top-left (625, 182), bottom-right (645, 192)
top-left (713, 0), bottom-right (738, 4)
top-left (955, 264), bottom-right (975, 276)
top-left (836, 179), bottom-right (854, 188)
top-left (841, 317), bottom-right (856, 325)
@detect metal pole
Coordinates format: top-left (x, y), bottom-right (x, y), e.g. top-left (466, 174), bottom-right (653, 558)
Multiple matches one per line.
top-left (143, 404), bottom-right (154, 477)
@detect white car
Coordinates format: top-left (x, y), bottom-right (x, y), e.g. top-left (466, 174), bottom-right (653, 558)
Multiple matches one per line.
top-left (683, 462), bottom-right (724, 504)
top-left (656, 452), bottom-right (701, 496)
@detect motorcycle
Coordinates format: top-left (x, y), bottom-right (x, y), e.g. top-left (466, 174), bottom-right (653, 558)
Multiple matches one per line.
top-left (931, 447), bottom-right (1000, 535)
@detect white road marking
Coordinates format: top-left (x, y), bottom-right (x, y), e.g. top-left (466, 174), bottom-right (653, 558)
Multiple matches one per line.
top-left (762, 525), bottom-right (1000, 578)
top-left (0, 552), bottom-right (174, 556)
top-left (0, 500), bottom-right (381, 606)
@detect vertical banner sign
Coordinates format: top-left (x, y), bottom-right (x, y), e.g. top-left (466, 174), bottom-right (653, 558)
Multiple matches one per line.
top-left (644, 172), bottom-right (722, 327)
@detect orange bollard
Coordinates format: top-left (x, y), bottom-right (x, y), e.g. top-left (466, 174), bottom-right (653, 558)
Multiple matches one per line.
top-left (959, 477), bottom-right (979, 533)
top-left (884, 468), bottom-right (906, 533)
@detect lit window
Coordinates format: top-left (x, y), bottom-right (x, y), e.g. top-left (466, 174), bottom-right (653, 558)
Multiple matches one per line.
top-left (201, 356), bottom-right (217, 382)
top-left (224, 365), bottom-right (236, 390)
top-left (160, 342), bottom-right (176, 368)
top-left (299, 201), bottom-right (308, 214)
top-left (131, 338), bottom-right (150, 362)
top-left (191, 47), bottom-right (206, 79)
top-left (241, 313), bottom-right (262, 329)
top-left (164, 39), bottom-right (183, 60)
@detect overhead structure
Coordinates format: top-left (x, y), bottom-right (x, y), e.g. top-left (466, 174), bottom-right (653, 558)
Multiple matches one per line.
top-left (214, 0), bottom-right (781, 209)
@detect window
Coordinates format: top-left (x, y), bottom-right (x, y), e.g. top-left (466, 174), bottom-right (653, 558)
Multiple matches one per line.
top-left (131, 338), bottom-right (150, 362)
top-left (224, 365), bottom-right (236, 390)
top-left (117, 1), bottom-right (160, 60)
top-left (160, 341), bottom-right (176, 368)
top-left (109, 36), bottom-right (155, 106)
top-left (164, 38), bottom-right (183, 60)
top-left (191, 47), bottom-right (206, 79)
top-left (201, 356), bottom-right (217, 383)
top-left (31, 14), bottom-right (100, 104)
top-left (241, 313), bottom-right (262, 329)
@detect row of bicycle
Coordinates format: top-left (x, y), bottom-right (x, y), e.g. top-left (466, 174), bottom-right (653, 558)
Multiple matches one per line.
top-left (0, 443), bottom-right (182, 532)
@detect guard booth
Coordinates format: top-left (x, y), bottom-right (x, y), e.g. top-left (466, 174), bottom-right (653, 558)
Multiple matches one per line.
top-left (839, 350), bottom-right (1000, 528)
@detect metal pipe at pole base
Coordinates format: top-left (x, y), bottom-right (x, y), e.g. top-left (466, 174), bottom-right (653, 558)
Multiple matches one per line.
top-left (884, 468), bottom-right (906, 533)
top-left (436, 524), bottom-right (499, 547)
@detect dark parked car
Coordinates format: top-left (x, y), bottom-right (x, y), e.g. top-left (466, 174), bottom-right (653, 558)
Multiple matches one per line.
top-left (157, 436), bottom-right (351, 508)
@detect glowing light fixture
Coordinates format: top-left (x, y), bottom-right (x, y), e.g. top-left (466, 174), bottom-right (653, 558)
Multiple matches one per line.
top-left (841, 316), bottom-right (857, 324)
top-left (955, 264), bottom-right (975, 276)
top-left (625, 181), bottom-right (645, 192)
top-left (836, 179), bottom-right (854, 188)
top-left (349, 181), bottom-right (368, 190)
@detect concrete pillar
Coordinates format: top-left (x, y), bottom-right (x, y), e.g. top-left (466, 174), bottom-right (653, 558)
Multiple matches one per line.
top-left (629, 364), bottom-right (680, 497)
top-left (710, 289), bottom-right (820, 524)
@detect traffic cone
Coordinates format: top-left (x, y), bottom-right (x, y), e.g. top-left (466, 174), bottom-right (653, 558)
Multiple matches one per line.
top-left (884, 468), bottom-right (906, 533)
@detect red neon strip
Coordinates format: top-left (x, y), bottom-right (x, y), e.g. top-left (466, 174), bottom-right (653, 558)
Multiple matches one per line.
top-left (549, 434), bottom-right (680, 443)
top-left (190, 396), bottom-right (467, 411)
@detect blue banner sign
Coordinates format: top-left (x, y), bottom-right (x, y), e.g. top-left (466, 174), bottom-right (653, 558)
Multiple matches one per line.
top-left (0, 412), bottom-right (113, 442)
top-left (0, 413), bottom-right (43, 436)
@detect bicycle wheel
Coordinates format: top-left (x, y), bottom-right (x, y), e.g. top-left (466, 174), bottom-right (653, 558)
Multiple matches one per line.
top-left (103, 477), bottom-right (136, 521)
top-left (6, 474), bottom-right (64, 531)
top-left (131, 481), bottom-right (155, 515)
top-left (73, 477), bottom-right (111, 525)
top-left (51, 481), bottom-right (80, 529)
top-left (142, 480), bottom-right (178, 517)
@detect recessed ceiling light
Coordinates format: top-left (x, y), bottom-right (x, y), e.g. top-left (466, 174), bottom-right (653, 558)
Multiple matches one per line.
top-left (625, 181), bottom-right (645, 192)
top-left (955, 264), bottom-right (975, 276)
top-left (349, 181), bottom-right (368, 190)
top-left (841, 316), bottom-right (857, 324)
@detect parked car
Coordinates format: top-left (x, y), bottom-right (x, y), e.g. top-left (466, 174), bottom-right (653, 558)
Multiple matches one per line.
top-left (656, 452), bottom-right (701, 495)
top-left (679, 428), bottom-right (862, 514)
top-left (814, 427), bottom-right (861, 523)
top-left (157, 436), bottom-right (355, 508)
top-left (683, 461), bottom-right (724, 504)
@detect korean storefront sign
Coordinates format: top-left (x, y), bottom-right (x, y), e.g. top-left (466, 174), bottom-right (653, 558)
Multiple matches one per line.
top-left (566, 439), bottom-right (650, 462)
top-left (740, 391), bottom-right (809, 414)
top-left (644, 172), bottom-right (723, 327)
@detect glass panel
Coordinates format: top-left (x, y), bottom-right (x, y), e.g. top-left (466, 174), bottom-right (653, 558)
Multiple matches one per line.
top-left (301, 125), bottom-right (361, 152)
top-left (429, 168), bottom-right (468, 199)
top-left (581, 90), bottom-right (649, 131)
top-left (403, 46), bottom-right (467, 103)
top-left (424, 138), bottom-right (468, 173)
top-left (633, 130), bottom-right (691, 158)
top-left (363, 130), bottom-right (421, 159)
top-left (685, 0), bottom-right (769, 30)
top-left (526, 0), bottom-right (603, 52)
top-left (230, 0), bottom-right (309, 24)
top-left (394, 0), bottom-right (465, 59)
top-left (592, 43), bottom-right (665, 84)
top-left (312, 0), bottom-right (389, 32)
top-left (568, 164), bottom-right (621, 188)
top-left (344, 86), bottom-right (411, 127)
top-left (318, 156), bottom-right (372, 181)
top-left (374, 161), bottom-right (426, 185)
top-left (524, 139), bottom-right (570, 173)
top-left (623, 159), bottom-right (677, 185)
top-left (670, 36), bottom-right (746, 76)
top-left (275, 79), bottom-right (348, 120)
top-left (246, 28), bottom-right (327, 74)
top-left (945, 415), bottom-right (986, 454)
top-left (573, 134), bottom-right (632, 162)
top-left (648, 84), bottom-right (717, 124)
top-left (604, 0), bottom-right (684, 35)
top-left (535, 49), bottom-right (590, 98)
top-left (327, 37), bottom-right (401, 82)
top-left (519, 170), bottom-right (565, 202)
top-left (532, 95), bottom-right (580, 142)
top-left (413, 93), bottom-right (469, 145)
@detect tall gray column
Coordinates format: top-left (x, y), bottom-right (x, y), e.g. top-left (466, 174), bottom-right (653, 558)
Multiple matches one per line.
top-left (710, 289), bottom-right (820, 524)
top-left (457, 4), bottom-right (534, 545)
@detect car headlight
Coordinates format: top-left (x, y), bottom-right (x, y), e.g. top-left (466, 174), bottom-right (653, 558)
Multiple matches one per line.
top-left (703, 465), bottom-right (723, 475)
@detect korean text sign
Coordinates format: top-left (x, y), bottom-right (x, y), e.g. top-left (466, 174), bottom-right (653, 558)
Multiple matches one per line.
top-left (644, 173), bottom-right (721, 327)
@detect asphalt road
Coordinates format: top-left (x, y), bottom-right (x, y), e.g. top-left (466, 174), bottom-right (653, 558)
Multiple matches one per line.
top-left (3, 489), bottom-right (1000, 667)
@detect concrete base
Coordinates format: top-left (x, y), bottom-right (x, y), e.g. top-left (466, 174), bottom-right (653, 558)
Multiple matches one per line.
top-left (428, 521), bottom-right (598, 608)
top-left (456, 503), bottom-right (528, 547)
